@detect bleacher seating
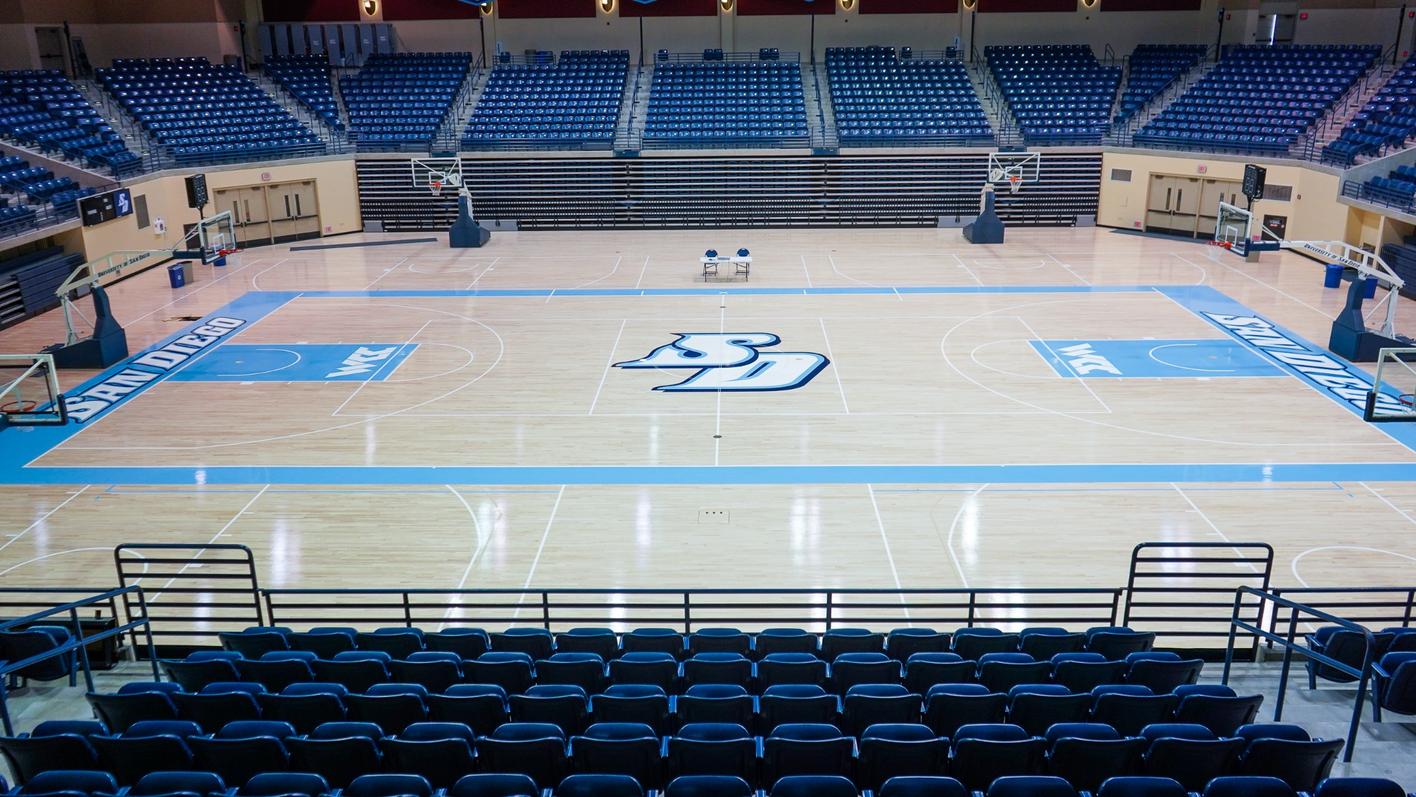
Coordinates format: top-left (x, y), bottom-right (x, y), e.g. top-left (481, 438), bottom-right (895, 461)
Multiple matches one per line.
top-left (985, 45), bottom-right (1120, 145)
top-left (0, 246), bottom-right (85, 327)
top-left (463, 50), bottom-right (628, 149)
top-left (0, 70), bottom-right (140, 177)
top-left (1135, 44), bottom-right (1380, 154)
top-left (97, 57), bottom-right (322, 165)
top-left (340, 53), bottom-right (470, 147)
top-left (643, 55), bottom-right (808, 147)
top-left (1325, 58), bottom-right (1416, 165)
top-left (0, 623), bottom-right (1409, 797)
top-left (1114, 45), bottom-right (1207, 125)
top-left (265, 55), bottom-right (343, 131)
top-left (1380, 236), bottom-right (1416, 291)
top-left (1349, 163), bottom-right (1416, 211)
top-left (825, 47), bottom-right (992, 146)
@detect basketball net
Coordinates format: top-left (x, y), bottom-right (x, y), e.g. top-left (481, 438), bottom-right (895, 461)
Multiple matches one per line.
top-left (1008, 175), bottom-right (1021, 194)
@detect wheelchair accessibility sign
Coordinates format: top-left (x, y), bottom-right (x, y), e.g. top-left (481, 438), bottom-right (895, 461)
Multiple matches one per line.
top-left (615, 333), bottom-right (829, 392)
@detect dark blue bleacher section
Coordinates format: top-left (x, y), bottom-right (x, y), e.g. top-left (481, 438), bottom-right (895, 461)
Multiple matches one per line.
top-left (462, 50), bottom-right (629, 149)
top-left (0, 623), bottom-right (1393, 797)
top-left (1324, 58), bottom-right (1416, 166)
top-left (643, 55), bottom-right (808, 147)
top-left (986, 45), bottom-right (1120, 145)
top-left (1381, 235), bottom-right (1416, 291)
top-left (97, 57), bottom-right (322, 166)
top-left (1114, 45), bottom-right (1207, 126)
top-left (0, 70), bottom-right (140, 177)
top-left (825, 47), bottom-right (992, 147)
top-left (0, 246), bottom-right (84, 327)
top-left (1347, 163), bottom-right (1416, 212)
top-left (340, 53), bottom-right (471, 148)
top-left (1136, 44), bottom-right (1380, 154)
top-left (265, 55), bottom-right (343, 132)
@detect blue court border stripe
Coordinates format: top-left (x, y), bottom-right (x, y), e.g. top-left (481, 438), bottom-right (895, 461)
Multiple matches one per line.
top-left (5, 283), bottom-right (1414, 486)
top-left (5, 463), bottom-right (1416, 485)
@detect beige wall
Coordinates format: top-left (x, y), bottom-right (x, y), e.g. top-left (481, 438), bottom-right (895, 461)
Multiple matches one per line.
top-left (69, 159), bottom-right (361, 263)
top-left (1099, 150), bottom-right (1349, 244)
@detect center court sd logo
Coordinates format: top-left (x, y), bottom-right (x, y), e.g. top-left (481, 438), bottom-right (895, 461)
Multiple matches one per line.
top-left (615, 333), bottom-right (829, 392)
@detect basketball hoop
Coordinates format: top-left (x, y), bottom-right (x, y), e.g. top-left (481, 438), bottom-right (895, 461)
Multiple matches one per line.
top-left (1007, 175), bottom-right (1022, 195)
top-left (429, 180), bottom-right (443, 194)
top-left (1401, 393), bottom-right (1415, 408)
top-left (0, 399), bottom-right (38, 415)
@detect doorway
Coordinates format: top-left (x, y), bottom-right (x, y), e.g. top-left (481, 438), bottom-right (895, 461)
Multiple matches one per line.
top-left (35, 27), bottom-right (67, 73)
top-left (1145, 174), bottom-right (1243, 239)
top-left (214, 180), bottom-right (323, 249)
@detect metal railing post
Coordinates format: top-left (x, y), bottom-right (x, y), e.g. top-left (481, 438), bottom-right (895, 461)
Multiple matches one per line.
top-left (69, 605), bottom-right (96, 693)
top-left (1273, 604), bottom-right (1299, 720)
top-left (825, 592), bottom-right (834, 631)
top-left (402, 592), bottom-right (413, 628)
top-left (683, 592), bottom-right (691, 634)
top-left (541, 592), bottom-right (551, 631)
top-left (1222, 588), bottom-right (1242, 686)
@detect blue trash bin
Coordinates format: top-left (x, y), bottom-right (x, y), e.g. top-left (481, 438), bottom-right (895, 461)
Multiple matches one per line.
top-left (1363, 276), bottom-right (1378, 299)
top-left (167, 264), bottom-right (186, 289)
top-left (1323, 263), bottom-right (1343, 288)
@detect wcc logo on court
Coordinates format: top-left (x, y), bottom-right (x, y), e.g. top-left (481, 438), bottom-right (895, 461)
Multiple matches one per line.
top-left (615, 333), bottom-right (828, 392)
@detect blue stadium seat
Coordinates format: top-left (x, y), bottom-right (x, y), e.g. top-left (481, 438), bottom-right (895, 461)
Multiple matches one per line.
top-left (571, 722), bottom-right (663, 788)
top-left (924, 684), bottom-right (1006, 737)
top-left (589, 684), bottom-right (671, 734)
top-left (510, 684), bottom-right (589, 734)
top-left (236, 772), bottom-right (329, 797)
top-left (380, 722), bottom-right (476, 788)
top-left (761, 685), bottom-right (839, 731)
top-left (642, 55), bottom-right (808, 148)
top-left (341, 53), bottom-right (470, 148)
top-left (762, 723), bottom-right (854, 782)
top-left (678, 684), bottom-right (755, 727)
top-left (285, 721), bottom-right (383, 788)
top-left (769, 775), bottom-right (856, 797)
top-left (878, 776), bottom-right (969, 797)
top-left (426, 628), bottom-right (492, 660)
top-left (666, 723), bottom-right (755, 781)
top-left (558, 773), bottom-right (645, 797)
top-left (904, 654), bottom-right (975, 694)
top-left (448, 774), bottom-right (539, 797)
top-left (1044, 722), bottom-right (1144, 791)
top-left (948, 723), bottom-right (1045, 791)
top-left (428, 683), bottom-right (509, 734)
top-left (345, 774), bottom-right (433, 797)
top-left (474, 722), bottom-right (568, 789)
top-left (856, 723), bottom-right (947, 789)
top-left (557, 628), bottom-right (620, 660)
top-left (663, 775), bottom-right (754, 797)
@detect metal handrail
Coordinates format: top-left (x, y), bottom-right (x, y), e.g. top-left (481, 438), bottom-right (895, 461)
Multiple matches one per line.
top-left (1221, 587), bottom-right (1377, 763)
top-left (0, 586), bottom-right (160, 735)
top-left (262, 586), bottom-right (1123, 635)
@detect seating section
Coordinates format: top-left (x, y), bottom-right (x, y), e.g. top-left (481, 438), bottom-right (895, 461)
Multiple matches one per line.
top-left (1114, 45), bottom-right (1207, 125)
top-left (97, 57), bottom-right (321, 165)
top-left (0, 152), bottom-right (93, 235)
top-left (1136, 44), bottom-right (1380, 153)
top-left (1324, 58), bottom-right (1416, 165)
top-left (5, 623), bottom-right (1373, 797)
top-left (462, 50), bottom-right (629, 148)
top-left (0, 70), bottom-right (139, 177)
top-left (1381, 235), bottom-right (1416, 289)
top-left (264, 55), bottom-right (343, 131)
top-left (340, 53), bottom-right (471, 147)
top-left (825, 47), bottom-right (991, 145)
top-left (1349, 164), bottom-right (1416, 211)
top-left (986, 45), bottom-right (1120, 145)
top-left (644, 56), bottom-right (808, 146)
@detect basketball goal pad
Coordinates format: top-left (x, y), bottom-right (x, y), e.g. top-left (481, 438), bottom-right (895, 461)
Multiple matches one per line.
top-left (1365, 348), bottom-right (1416, 422)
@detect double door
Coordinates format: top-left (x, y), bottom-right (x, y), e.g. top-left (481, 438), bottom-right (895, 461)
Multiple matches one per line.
top-left (1145, 175), bottom-right (1242, 239)
top-left (216, 181), bottom-right (321, 248)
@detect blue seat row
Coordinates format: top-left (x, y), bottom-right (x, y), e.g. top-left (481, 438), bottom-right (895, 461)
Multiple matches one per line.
top-left (985, 45), bottom-right (1120, 145)
top-left (341, 52), bottom-right (471, 147)
top-left (644, 59), bottom-right (808, 146)
top-left (826, 47), bottom-right (992, 145)
top-left (1115, 45), bottom-right (1207, 125)
top-left (464, 50), bottom-right (628, 147)
top-left (97, 57), bottom-right (321, 164)
top-left (0, 69), bottom-right (136, 177)
top-left (1137, 44), bottom-right (1379, 154)
top-left (265, 55), bottom-right (343, 131)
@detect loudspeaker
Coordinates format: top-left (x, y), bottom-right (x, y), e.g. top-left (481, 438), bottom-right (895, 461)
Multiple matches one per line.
top-left (185, 173), bottom-right (208, 209)
top-left (1242, 164), bottom-right (1266, 202)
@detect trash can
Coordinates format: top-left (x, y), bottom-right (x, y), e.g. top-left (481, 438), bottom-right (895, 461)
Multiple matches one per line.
top-left (1363, 275), bottom-right (1378, 299)
top-left (167, 263), bottom-right (186, 289)
top-left (1323, 263), bottom-right (1343, 289)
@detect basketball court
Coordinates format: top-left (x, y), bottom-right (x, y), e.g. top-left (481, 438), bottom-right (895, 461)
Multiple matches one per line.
top-left (3, 225), bottom-right (1416, 607)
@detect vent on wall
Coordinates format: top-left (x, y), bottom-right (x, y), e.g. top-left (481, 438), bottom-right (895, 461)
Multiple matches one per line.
top-left (1110, 168), bottom-right (1132, 182)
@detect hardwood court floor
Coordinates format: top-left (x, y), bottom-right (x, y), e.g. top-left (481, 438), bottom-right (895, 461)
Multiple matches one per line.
top-left (1, 227), bottom-right (1415, 606)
